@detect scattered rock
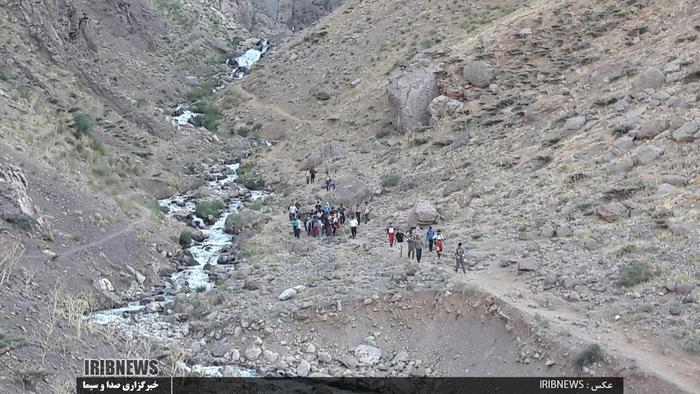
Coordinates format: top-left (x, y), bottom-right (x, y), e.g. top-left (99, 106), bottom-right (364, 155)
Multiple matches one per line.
top-left (636, 119), bottom-right (668, 139)
top-left (296, 360), bottom-right (311, 377)
top-left (407, 200), bottom-right (439, 227)
top-left (671, 122), bottom-right (698, 143)
top-left (462, 61), bottom-right (495, 88)
top-left (337, 355), bottom-right (358, 369)
top-left (634, 144), bottom-right (664, 164)
top-left (636, 66), bottom-right (666, 89)
top-left (209, 341), bottom-right (226, 358)
top-left (354, 344), bottom-right (382, 365)
top-left (278, 288), bottom-right (298, 301)
top-left (517, 259), bottom-right (538, 272)
top-left (244, 344), bottom-right (262, 361)
top-left (563, 116), bottom-right (586, 130)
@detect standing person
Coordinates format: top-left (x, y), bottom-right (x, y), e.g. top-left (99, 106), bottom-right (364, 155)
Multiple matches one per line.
top-left (414, 233), bottom-right (424, 263)
top-left (363, 202), bottom-right (371, 224)
top-left (288, 203), bottom-right (298, 220)
top-left (338, 204), bottom-right (346, 225)
top-left (395, 228), bottom-right (405, 257)
top-left (455, 242), bottom-right (467, 273)
top-left (326, 176), bottom-right (332, 191)
top-left (305, 215), bottom-right (313, 237)
top-left (355, 204), bottom-right (362, 225)
top-left (310, 168), bottom-right (316, 183)
top-left (332, 213), bottom-right (340, 236)
top-left (435, 229), bottom-right (445, 259)
top-left (292, 217), bottom-right (302, 238)
top-left (386, 223), bottom-right (395, 247)
top-left (349, 216), bottom-right (358, 238)
top-left (323, 202), bottom-right (332, 214)
top-left (329, 179), bottom-right (336, 191)
top-left (407, 228), bottom-right (415, 260)
top-left (305, 169), bottom-right (311, 185)
top-left (426, 226), bottom-right (435, 254)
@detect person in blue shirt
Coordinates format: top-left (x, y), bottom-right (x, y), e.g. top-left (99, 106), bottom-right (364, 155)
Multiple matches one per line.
top-left (426, 226), bottom-right (435, 253)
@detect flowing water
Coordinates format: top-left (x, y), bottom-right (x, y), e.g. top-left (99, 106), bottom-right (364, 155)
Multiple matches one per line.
top-left (88, 163), bottom-right (266, 377)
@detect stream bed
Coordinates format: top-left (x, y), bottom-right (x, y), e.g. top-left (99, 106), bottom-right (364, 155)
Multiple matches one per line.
top-left (88, 163), bottom-right (266, 377)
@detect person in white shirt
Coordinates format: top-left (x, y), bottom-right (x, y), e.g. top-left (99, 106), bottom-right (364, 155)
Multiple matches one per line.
top-left (349, 217), bottom-right (358, 238)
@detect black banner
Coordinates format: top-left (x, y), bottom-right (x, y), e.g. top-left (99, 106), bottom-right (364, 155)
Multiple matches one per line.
top-left (77, 377), bottom-right (624, 394)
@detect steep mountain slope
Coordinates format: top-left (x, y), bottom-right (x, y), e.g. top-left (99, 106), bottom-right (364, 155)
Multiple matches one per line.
top-left (220, 0), bottom-right (700, 390)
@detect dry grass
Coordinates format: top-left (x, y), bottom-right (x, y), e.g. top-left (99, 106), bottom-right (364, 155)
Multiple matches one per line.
top-left (0, 232), bottom-right (24, 286)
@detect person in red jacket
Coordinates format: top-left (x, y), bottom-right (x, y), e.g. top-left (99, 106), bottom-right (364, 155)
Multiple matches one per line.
top-left (386, 223), bottom-right (396, 247)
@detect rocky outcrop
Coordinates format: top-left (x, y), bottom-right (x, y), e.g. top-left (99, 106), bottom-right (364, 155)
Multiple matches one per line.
top-left (429, 95), bottom-right (466, 123)
top-left (406, 200), bottom-right (439, 227)
top-left (0, 161), bottom-right (38, 224)
top-left (328, 178), bottom-right (372, 206)
top-left (387, 54), bottom-right (439, 133)
top-left (251, 0), bottom-right (346, 30)
top-left (224, 208), bottom-right (264, 234)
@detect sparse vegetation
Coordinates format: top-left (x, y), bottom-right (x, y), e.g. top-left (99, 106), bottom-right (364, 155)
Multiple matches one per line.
top-left (575, 344), bottom-right (603, 368)
top-left (71, 112), bottom-right (95, 138)
top-left (239, 174), bottom-right (265, 190)
top-left (381, 174), bottom-right (401, 188)
top-left (683, 335), bottom-right (700, 354)
top-left (0, 332), bottom-right (30, 357)
top-left (186, 79), bottom-right (217, 102)
top-left (194, 200), bottom-right (225, 219)
top-left (178, 230), bottom-right (192, 249)
top-left (617, 262), bottom-right (654, 287)
top-left (192, 100), bottom-right (221, 131)
top-left (235, 127), bottom-right (251, 137)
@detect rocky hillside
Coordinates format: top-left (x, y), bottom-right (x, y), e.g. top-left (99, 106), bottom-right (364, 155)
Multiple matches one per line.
top-left (223, 0), bottom-right (700, 390)
top-left (1, 0), bottom-right (699, 392)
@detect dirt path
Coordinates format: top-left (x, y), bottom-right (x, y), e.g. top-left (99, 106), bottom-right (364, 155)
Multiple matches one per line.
top-left (469, 268), bottom-right (700, 393)
top-left (23, 218), bottom-right (146, 261)
top-left (338, 222), bottom-right (699, 392)
top-left (232, 86), bottom-right (309, 125)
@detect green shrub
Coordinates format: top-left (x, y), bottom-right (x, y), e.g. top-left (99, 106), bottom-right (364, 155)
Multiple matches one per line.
top-left (0, 68), bottom-right (9, 81)
top-left (192, 100), bottom-right (221, 132)
top-left (616, 262), bottom-right (654, 287)
top-left (194, 200), bottom-right (225, 219)
top-left (229, 36), bottom-right (242, 46)
top-left (235, 127), bottom-right (250, 137)
top-left (178, 230), bottom-right (192, 248)
top-left (240, 175), bottom-right (265, 190)
top-left (91, 139), bottom-right (107, 156)
top-left (91, 163), bottom-right (110, 177)
top-left (683, 335), bottom-right (700, 354)
top-left (71, 112), bottom-right (94, 138)
top-left (252, 123), bottom-right (263, 132)
top-left (575, 344), bottom-right (602, 368)
top-left (375, 129), bottom-right (389, 139)
top-left (186, 79), bottom-right (217, 102)
top-left (381, 174), bottom-right (401, 188)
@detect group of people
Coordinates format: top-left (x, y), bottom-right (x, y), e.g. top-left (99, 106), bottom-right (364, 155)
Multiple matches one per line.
top-left (304, 168), bottom-right (336, 192)
top-left (287, 197), bottom-right (470, 274)
top-left (385, 224), bottom-right (449, 264)
top-left (288, 201), bottom-right (372, 240)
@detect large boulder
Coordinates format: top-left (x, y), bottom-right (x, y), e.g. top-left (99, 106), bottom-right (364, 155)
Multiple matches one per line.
top-left (407, 201), bottom-right (439, 227)
top-left (635, 66), bottom-right (666, 90)
top-left (0, 161), bottom-right (38, 223)
top-left (328, 178), bottom-right (372, 206)
top-left (462, 61), bottom-right (495, 88)
top-left (224, 208), bottom-right (263, 234)
top-left (387, 53), bottom-right (439, 133)
top-left (321, 140), bottom-right (348, 160)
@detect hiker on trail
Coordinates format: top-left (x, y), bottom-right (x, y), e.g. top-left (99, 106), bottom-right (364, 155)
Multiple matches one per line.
top-left (329, 179), bottom-right (336, 191)
top-left (455, 242), bottom-right (467, 273)
top-left (323, 202), bottom-right (332, 214)
top-left (386, 223), bottom-right (396, 247)
top-left (305, 215), bottom-right (313, 236)
top-left (313, 216), bottom-right (322, 240)
top-left (338, 204), bottom-right (346, 225)
top-left (349, 216), bottom-right (358, 238)
top-left (332, 213), bottom-right (340, 235)
top-left (305, 169), bottom-right (311, 185)
top-left (435, 229), bottom-right (445, 258)
top-left (414, 233), bottom-right (424, 263)
top-left (363, 202), bottom-right (371, 224)
top-left (407, 228), bottom-right (415, 260)
top-left (354, 204), bottom-right (362, 225)
top-left (326, 176), bottom-right (332, 191)
top-left (396, 228), bottom-right (405, 257)
top-left (292, 217), bottom-right (302, 238)
top-left (324, 214), bottom-right (333, 237)
top-left (310, 168), bottom-right (316, 183)
top-left (288, 203), bottom-right (298, 220)
top-left (426, 226), bottom-right (435, 253)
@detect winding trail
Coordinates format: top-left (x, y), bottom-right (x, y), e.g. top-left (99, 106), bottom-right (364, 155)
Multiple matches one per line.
top-left (23, 219), bottom-right (146, 261)
top-left (232, 86), bottom-right (309, 125)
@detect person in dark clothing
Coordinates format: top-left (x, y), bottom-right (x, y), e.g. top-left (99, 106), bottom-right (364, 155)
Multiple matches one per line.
top-left (455, 242), bottom-right (467, 273)
top-left (291, 217), bottom-right (302, 238)
top-left (310, 168), bottom-right (316, 183)
top-left (414, 233), bottom-right (424, 263)
top-left (338, 204), bottom-right (346, 225)
top-left (395, 228), bottom-right (405, 257)
top-left (426, 226), bottom-right (435, 253)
